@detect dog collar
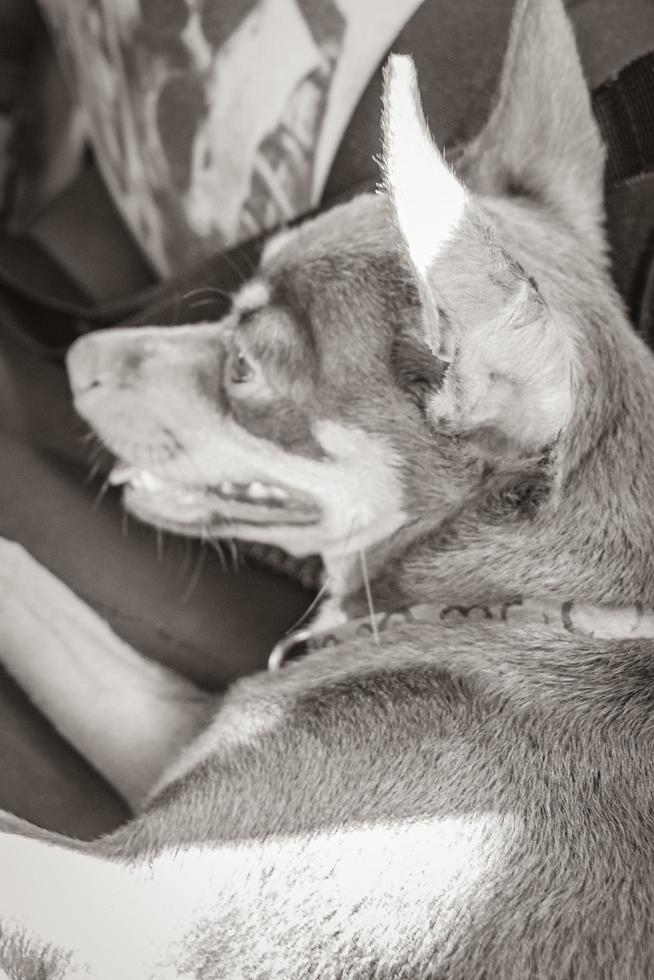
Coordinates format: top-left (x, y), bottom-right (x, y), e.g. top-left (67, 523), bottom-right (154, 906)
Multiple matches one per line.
top-left (268, 596), bottom-right (654, 670)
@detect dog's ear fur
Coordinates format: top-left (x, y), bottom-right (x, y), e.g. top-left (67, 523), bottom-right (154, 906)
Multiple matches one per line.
top-left (381, 0), bottom-right (602, 451)
top-left (382, 54), bottom-right (576, 450)
top-left (458, 0), bottom-right (606, 252)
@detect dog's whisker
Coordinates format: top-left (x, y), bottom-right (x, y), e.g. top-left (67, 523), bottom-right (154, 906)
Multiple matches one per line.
top-left (87, 445), bottom-right (104, 465)
top-left (91, 476), bottom-right (112, 512)
top-left (189, 297), bottom-right (229, 311)
top-left (284, 579), bottom-right (329, 636)
top-left (84, 437), bottom-right (112, 480)
top-left (240, 252), bottom-right (258, 277)
top-left (84, 464), bottom-right (100, 487)
top-left (207, 537), bottom-right (229, 574)
top-left (182, 285), bottom-right (232, 303)
top-left (84, 442), bottom-right (104, 463)
top-left (227, 538), bottom-right (240, 572)
top-left (85, 454), bottom-right (107, 485)
top-left (216, 250), bottom-right (250, 287)
top-left (180, 536), bottom-right (193, 576)
top-left (359, 549), bottom-right (380, 646)
top-left (155, 526), bottom-right (165, 563)
top-left (181, 544), bottom-right (207, 604)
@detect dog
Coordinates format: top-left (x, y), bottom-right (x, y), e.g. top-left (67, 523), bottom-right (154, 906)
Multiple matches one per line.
top-left (2, 0), bottom-right (654, 976)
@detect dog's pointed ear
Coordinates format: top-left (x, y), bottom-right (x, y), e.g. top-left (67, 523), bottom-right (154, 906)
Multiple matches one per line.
top-left (382, 55), bottom-right (577, 451)
top-left (458, 0), bottom-right (606, 251)
top-left (381, 55), bottom-right (464, 362)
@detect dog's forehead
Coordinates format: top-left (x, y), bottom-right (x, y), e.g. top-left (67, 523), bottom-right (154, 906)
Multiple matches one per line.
top-left (261, 193), bottom-right (397, 270)
top-left (230, 194), bottom-right (413, 351)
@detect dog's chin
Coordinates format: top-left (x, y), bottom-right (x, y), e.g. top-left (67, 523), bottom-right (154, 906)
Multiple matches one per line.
top-left (112, 465), bottom-right (321, 538)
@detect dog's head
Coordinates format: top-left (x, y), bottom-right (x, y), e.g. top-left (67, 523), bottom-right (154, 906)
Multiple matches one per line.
top-left (67, 0), bottom-right (637, 591)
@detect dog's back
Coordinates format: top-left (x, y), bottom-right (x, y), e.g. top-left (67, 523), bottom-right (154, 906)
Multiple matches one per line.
top-left (132, 632), bottom-right (654, 978)
top-left (3, 0), bottom-right (654, 976)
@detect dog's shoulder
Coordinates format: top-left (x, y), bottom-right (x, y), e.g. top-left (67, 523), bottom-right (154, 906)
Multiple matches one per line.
top-left (150, 621), bottom-right (654, 824)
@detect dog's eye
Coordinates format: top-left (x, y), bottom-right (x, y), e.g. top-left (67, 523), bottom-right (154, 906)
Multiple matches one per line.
top-left (230, 349), bottom-right (255, 385)
top-left (225, 344), bottom-right (270, 401)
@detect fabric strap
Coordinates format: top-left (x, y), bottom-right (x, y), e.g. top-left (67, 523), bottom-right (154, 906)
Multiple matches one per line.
top-left (593, 52), bottom-right (654, 188)
top-left (593, 52), bottom-right (654, 341)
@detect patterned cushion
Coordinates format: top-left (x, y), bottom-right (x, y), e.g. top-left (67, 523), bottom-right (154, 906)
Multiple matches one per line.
top-left (37, 0), bottom-right (423, 275)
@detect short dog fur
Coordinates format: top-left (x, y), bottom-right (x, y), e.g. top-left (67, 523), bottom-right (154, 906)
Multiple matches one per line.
top-left (2, 0), bottom-right (654, 976)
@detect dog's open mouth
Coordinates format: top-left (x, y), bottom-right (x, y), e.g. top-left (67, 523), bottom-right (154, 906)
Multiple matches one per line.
top-left (108, 463), bottom-right (321, 529)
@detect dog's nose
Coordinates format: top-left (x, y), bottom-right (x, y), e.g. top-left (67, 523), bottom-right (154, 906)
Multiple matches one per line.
top-left (66, 334), bottom-right (101, 396)
top-left (67, 331), bottom-right (145, 396)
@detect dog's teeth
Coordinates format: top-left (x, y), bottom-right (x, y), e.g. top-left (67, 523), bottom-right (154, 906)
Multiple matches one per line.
top-left (247, 481), bottom-right (269, 499)
top-left (179, 490), bottom-right (201, 504)
top-left (267, 486), bottom-right (289, 501)
top-left (108, 464), bottom-right (168, 491)
top-left (215, 479), bottom-right (291, 506)
top-left (132, 470), bottom-right (166, 492)
top-left (108, 464), bottom-right (138, 486)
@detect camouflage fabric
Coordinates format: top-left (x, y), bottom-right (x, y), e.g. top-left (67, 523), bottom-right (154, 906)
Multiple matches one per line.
top-left (37, 0), bottom-right (424, 275)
